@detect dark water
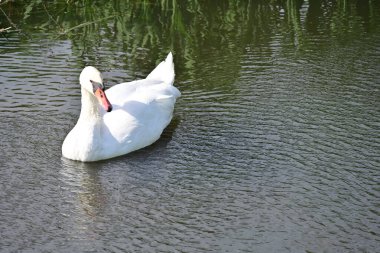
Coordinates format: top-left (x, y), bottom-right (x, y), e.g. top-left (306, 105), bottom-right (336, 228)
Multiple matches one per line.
top-left (1, 1), bottom-right (379, 252)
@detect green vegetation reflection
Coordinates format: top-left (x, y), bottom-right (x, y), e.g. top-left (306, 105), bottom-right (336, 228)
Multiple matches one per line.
top-left (0, 0), bottom-right (378, 86)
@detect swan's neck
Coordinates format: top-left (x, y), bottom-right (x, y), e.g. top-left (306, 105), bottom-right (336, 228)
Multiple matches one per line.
top-left (67, 88), bottom-right (104, 160)
top-left (78, 87), bottom-right (103, 123)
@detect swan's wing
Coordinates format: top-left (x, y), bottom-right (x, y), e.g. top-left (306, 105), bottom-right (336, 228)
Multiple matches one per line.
top-left (105, 52), bottom-right (177, 105)
top-left (105, 79), bottom-right (155, 106)
top-left (102, 86), bottom-right (179, 155)
top-left (106, 79), bottom-right (180, 106)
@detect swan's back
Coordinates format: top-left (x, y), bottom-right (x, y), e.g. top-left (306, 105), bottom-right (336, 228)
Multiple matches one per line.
top-left (101, 52), bottom-right (181, 159)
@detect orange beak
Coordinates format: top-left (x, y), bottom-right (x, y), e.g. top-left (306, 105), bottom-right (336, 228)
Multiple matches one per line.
top-left (94, 88), bottom-right (112, 112)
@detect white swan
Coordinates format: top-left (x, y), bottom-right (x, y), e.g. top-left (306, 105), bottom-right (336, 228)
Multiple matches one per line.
top-left (62, 52), bottom-right (180, 162)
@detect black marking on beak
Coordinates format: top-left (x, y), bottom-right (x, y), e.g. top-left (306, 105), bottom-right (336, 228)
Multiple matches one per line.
top-left (90, 80), bottom-right (104, 93)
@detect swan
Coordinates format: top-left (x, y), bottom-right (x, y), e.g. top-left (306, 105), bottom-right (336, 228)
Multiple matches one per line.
top-left (62, 52), bottom-right (181, 162)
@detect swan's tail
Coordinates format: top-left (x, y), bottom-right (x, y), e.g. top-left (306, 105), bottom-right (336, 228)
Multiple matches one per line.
top-left (146, 52), bottom-right (175, 85)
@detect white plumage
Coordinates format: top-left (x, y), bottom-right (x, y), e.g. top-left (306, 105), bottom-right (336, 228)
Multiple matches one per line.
top-left (62, 52), bottom-right (180, 162)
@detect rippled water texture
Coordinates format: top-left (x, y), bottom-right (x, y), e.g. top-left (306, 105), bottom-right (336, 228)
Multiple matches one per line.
top-left (0, 1), bottom-right (379, 252)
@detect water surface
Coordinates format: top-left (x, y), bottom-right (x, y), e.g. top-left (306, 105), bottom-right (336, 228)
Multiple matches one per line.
top-left (0, 1), bottom-right (379, 252)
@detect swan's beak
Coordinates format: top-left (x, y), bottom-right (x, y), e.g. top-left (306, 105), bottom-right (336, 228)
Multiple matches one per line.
top-left (94, 88), bottom-right (113, 112)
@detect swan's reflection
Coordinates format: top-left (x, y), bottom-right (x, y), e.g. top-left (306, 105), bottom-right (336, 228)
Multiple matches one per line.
top-left (59, 116), bottom-right (179, 219)
top-left (58, 116), bottom-right (180, 240)
top-left (60, 158), bottom-right (107, 220)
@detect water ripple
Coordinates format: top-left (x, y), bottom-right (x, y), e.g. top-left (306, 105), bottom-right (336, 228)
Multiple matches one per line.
top-left (0, 5), bottom-right (379, 251)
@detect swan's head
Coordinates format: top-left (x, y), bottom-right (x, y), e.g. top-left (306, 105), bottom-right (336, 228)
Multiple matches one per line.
top-left (79, 66), bottom-right (112, 112)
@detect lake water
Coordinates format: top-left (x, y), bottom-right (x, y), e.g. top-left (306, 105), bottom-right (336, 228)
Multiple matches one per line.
top-left (0, 1), bottom-right (379, 252)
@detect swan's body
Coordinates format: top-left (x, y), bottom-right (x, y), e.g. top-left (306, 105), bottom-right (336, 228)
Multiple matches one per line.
top-left (62, 52), bottom-right (180, 162)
